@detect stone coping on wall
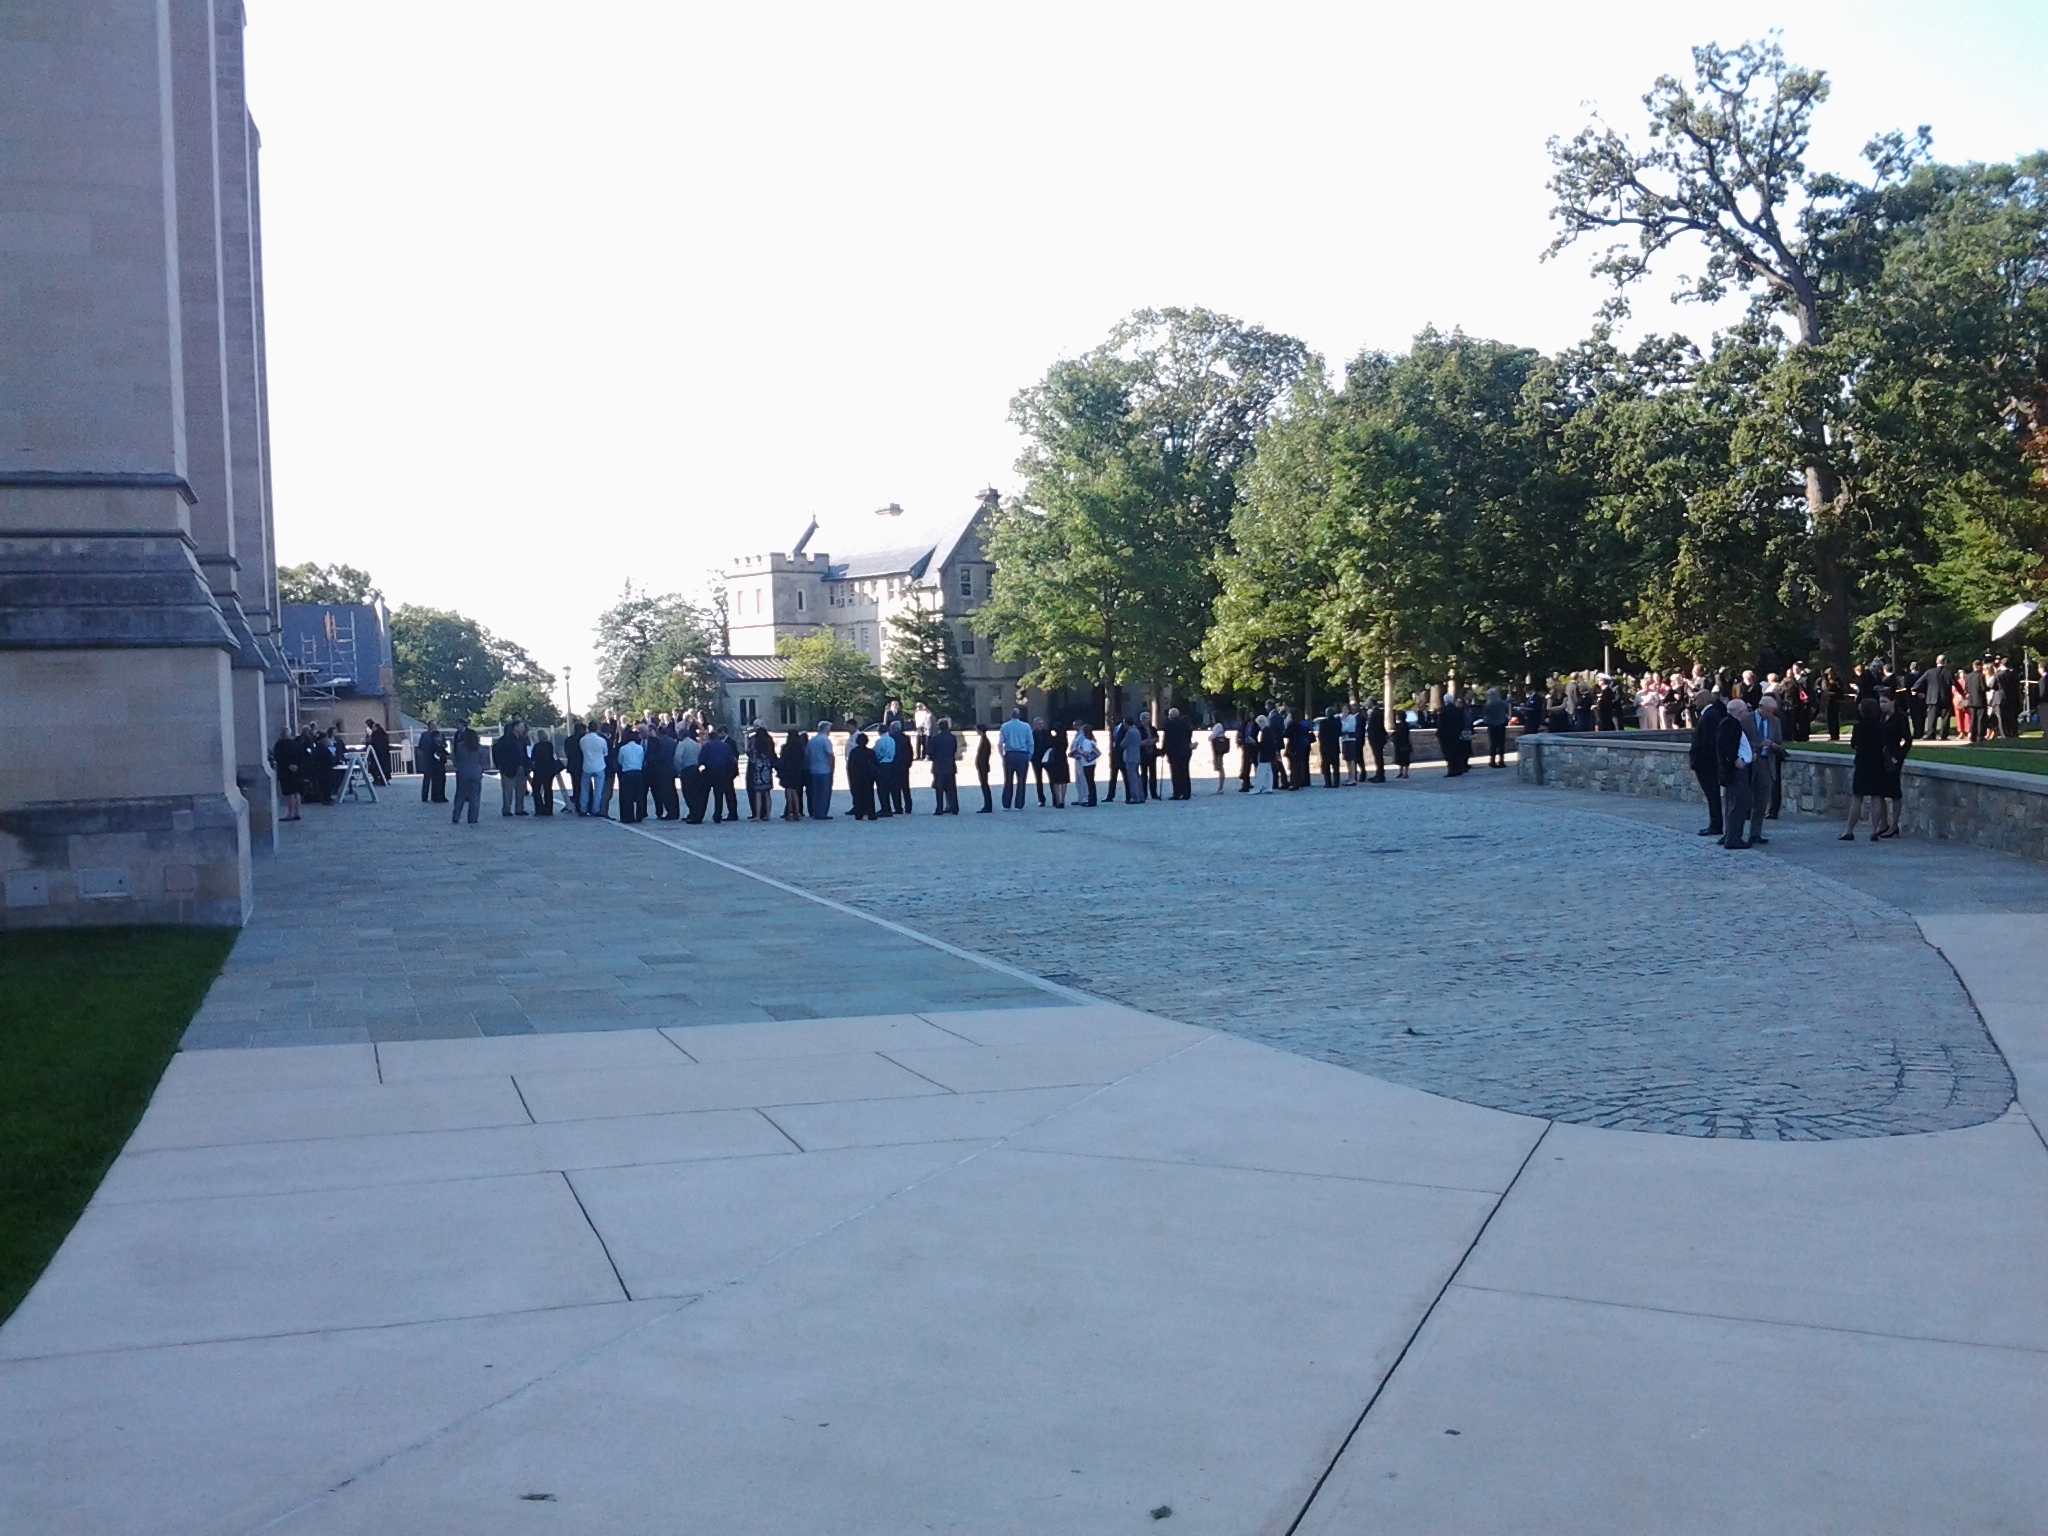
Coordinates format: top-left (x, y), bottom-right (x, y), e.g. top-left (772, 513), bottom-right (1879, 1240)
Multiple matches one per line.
top-left (1518, 730), bottom-right (2048, 863)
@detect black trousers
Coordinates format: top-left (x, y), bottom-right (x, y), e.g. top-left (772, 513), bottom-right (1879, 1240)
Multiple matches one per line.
top-left (852, 780), bottom-right (877, 818)
top-left (710, 777), bottom-right (737, 821)
top-left (1367, 741), bottom-right (1385, 780)
top-left (1927, 703), bottom-right (1953, 740)
top-left (681, 773), bottom-right (709, 823)
top-left (1320, 752), bottom-right (1338, 787)
top-left (422, 767), bottom-right (447, 802)
top-left (933, 773), bottom-right (958, 814)
top-left (1168, 752), bottom-right (1192, 799)
top-left (1695, 765), bottom-right (1723, 831)
top-left (1142, 755), bottom-right (1159, 798)
top-left (618, 769), bottom-right (646, 822)
top-left (1721, 776), bottom-right (1752, 848)
top-left (977, 774), bottom-right (993, 812)
top-left (1238, 748), bottom-right (1253, 790)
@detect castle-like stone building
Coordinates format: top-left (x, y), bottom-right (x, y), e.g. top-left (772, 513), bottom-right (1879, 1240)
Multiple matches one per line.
top-left (1, 1), bottom-right (286, 927)
top-left (715, 491), bottom-right (1036, 728)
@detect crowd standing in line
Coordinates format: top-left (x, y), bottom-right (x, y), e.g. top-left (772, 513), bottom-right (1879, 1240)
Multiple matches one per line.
top-left (395, 690), bottom-right (1531, 832)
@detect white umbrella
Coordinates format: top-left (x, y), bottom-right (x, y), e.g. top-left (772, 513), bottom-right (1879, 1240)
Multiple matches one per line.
top-left (1991, 601), bottom-right (2040, 641)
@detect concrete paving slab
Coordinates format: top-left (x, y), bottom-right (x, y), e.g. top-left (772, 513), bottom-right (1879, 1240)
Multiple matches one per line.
top-left (512, 1053), bottom-right (947, 1122)
top-left (0, 1299), bottom-right (669, 1536)
top-left (877, 1034), bottom-right (1204, 1093)
top-left (259, 1147), bottom-right (1501, 1535)
top-left (374, 1027), bottom-right (690, 1082)
top-left (157, 1041), bottom-right (379, 1095)
top-left (1459, 1112), bottom-right (2048, 1348)
top-left (125, 1074), bottom-right (532, 1151)
top-left (763, 1084), bottom-right (1092, 1151)
top-left (1012, 1032), bottom-right (1545, 1193)
top-left (660, 1012), bottom-right (972, 1062)
top-left (568, 1140), bottom-right (993, 1299)
top-left (93, 1109), bottom-right (797, 1205)
top-left (1295, 1285), bottom-right (2048, 1536)
top-left (0, 1172), bottom-right (624, 1357)
top-left (917, 1002), bottom-right (1203, 1047)
top-left (1918, 913), bottom-right (2048, 1115)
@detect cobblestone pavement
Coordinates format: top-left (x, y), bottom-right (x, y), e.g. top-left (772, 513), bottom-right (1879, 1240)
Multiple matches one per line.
top-left (657, 769), bottom-right (2015, 1140)
top-left (181, 794), bottom-right (1052, 1049)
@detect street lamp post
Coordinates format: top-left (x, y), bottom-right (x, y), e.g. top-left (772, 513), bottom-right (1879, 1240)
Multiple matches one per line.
top-left (1887, 619), bottom-right (1898, 674)
top-left (564, 665), bottom-right (573, 720)
top-left (1599, 621), bottom-right (1615, 677)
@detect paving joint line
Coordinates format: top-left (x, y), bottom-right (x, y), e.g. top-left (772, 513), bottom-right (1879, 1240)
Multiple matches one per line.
top-left (560, 1169), bottom-right (632, 1302)
top-left (1284, 1118), bottom-right (1553, 1536)
top-left (613, 819), bottom-right (1099, 1006)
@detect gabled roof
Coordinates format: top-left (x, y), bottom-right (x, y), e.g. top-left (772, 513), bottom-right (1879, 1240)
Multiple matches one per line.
top-left (824, 545), bottom-right (936, 581)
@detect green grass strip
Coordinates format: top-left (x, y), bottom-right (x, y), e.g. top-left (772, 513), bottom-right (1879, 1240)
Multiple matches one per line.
top-left (0, 926), bottom-right (235, 1323)
top-left (1794, 740), bottom-right (2048, 776)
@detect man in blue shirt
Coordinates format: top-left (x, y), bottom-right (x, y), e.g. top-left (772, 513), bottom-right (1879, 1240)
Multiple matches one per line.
top-left (998, 708), bottom-right (1035, 809)
top-left (806, 722), bottom-right (836, 819)
top-left (872, 724), bottom-right (898, 818)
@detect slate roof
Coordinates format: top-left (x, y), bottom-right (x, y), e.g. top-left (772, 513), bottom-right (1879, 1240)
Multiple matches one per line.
top-left (824, 545), bottom-right (936, 582)
top-left (711, 655), bottom-right (785, 682)
top-left (278, 603), bottom-right (388, 695)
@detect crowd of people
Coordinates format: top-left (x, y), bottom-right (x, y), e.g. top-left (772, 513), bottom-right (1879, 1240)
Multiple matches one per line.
top-left (269, 718), bottom-right (392, 822)
top-left (399, 693), bottom-right (1523, 829)
top-left (1542, 653), bottom-right (2031, 745)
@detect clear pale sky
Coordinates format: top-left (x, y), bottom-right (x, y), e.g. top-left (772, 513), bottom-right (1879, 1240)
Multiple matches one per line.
top-left (245, 0), bottom-right (2048, 711)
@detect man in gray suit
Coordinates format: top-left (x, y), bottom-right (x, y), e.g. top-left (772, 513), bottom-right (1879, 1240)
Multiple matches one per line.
top-left (1750, 695), bottom-right (1786, 842)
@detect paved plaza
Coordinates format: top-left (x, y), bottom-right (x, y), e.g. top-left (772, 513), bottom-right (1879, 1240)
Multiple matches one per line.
top-left (3, 767), bottom-right (2047, 1533)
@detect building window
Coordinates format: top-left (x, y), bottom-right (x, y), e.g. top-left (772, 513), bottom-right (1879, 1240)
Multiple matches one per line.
top-left (958, 624), bottom-right (975, 656)
top-left (859, 626), bottom-right (872, 649)
top-left (795, 588), bottom-right (805, 612)
top-left (738, 697), bottom-right (757, 724)
top-left (778, 699), bottom-right (798, 725)
top-left (958, 567), bottom-right (973, 598)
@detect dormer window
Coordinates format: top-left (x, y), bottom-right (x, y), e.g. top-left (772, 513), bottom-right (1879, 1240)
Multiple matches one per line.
top-left (958, 567), bottom-right (973, 597)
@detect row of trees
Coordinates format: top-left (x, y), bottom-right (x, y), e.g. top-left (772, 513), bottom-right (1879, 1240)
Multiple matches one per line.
top-left (982, 39), bottom-right (2048, 709)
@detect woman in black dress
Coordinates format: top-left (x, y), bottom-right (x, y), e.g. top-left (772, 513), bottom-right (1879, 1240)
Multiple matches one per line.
top-left (746, 726), bottom-right (777, 821)
top-left (1843, 696), bottom-right (1887, 840)
top-left (778, 729), bottom-right (808, 821)
top-left (1877, 692), bottom-right (1911, 839)
top-left (271, 728), bottom-right (303, 821)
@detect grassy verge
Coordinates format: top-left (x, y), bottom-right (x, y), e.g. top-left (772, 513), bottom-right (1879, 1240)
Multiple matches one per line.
top-left (0, 926), bottom-right (235, 1323)
top-left (1793, 739), bottom-right (2048, 775)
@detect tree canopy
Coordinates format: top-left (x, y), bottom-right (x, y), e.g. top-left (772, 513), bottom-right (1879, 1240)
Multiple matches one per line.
top-left (278, 561), bottom-right (382, 606)
top-left (593, 584), bottom-right (724, 718)
top-left (884, 606), bottom-right (970, 723)
top-left (390, 605), bottom-right (553, 726)
top-left (776, 633), bottom-right (886, 725)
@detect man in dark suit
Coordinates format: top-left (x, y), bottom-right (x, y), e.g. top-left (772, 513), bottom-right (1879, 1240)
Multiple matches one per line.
top-left (645, 727), bottom-right (678, 819)
top-left (1995, 657), bottom-right (2020, 739)
top-left (1163, 707), bottom-right (1195, 799)
top-left (1688, 690), bottom-right (1727, 836)
top-left (1965, 661), bottom-right (1990, 743)
top-left (1920, 654), bottom-right (1954, 739)
top-left (418, 725), bottom-right (448, 802)
top-left (928, 719), bottom-right (959, 814)
top-left (1718, 697), bottom-right (1756, 848)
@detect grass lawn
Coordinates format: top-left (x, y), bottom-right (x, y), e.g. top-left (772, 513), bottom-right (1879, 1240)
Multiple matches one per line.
top-left (1794, 737), bottom-right (2048, 775)
top-left (0, 926), bottom-right (235, 1323)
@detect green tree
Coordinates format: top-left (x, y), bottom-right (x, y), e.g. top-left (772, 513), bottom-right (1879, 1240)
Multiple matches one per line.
top-left (987, 307), bottom-right (1310, 713)
top-left (278, 561), bottom-right (382, 605)
top-left (885, 606), bottom-right (970, 722)
top-left (776, 633), bottom-right (885, 724)
top-left (478, 679), bottom-right (561, 728)
top-left (390, 606), bottom-right (504, 725)
top-left (593, 584), bottom-right (718, 714)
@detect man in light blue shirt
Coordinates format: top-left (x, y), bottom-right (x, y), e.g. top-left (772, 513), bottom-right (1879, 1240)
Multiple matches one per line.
top-left (806, 721), bottom-right (836, 819)
top-left (872, 724), bottom-right (898, 818)
top-left (998, 707), bottom-right (1035, 809)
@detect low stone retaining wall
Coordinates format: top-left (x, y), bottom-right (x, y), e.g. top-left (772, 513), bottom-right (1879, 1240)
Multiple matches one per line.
top-left (1517, 732), bottom-right (2048, 863)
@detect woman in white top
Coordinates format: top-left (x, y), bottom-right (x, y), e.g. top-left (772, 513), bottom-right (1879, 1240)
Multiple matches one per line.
top-left (1069, 724), bottom-right (1101, 807)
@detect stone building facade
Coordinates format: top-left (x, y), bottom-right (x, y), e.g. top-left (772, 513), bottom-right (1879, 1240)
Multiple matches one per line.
top-left (1, 1), bottom-right (286, 927)
top-left (720, 491), bottom-right (1035, 726)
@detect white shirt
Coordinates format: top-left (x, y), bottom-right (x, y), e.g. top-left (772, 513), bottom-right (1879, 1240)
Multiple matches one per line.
top-left (580, 731), bottom-right (609, 773)
top-left (999, 718), bottom-right (1035, 754)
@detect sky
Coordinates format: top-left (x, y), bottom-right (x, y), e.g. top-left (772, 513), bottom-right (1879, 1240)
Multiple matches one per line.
top-left (244, 0), bottom-right (2048, 710)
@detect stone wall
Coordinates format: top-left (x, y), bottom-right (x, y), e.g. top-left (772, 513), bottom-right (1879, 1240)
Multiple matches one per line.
top-left (1518, 732), bottom-right (2048, 863)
